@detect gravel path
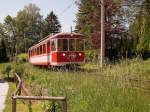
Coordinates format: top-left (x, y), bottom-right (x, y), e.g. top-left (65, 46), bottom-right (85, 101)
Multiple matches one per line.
top-left (0, 80), bottom-right (9, 112)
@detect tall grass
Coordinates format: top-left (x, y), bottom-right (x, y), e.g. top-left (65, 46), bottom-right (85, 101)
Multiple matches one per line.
top-left (1, 58), bottom-right (150, 112)
top-left (13, 59), bottom-right (150, 112)
top-left (103, 58), bottom-right (150, 79)
top-left (0, 63), bottom-right (10, 78)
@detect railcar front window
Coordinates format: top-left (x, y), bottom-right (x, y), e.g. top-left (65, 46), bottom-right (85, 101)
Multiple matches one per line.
top-left (69, 39), bottom-right (76, 51)
top-left (43, 44), bottom-right (46, 53)
top-left (51, 40), bottom-right (56, 51)
top-left (58, 39), bottom-right (68, 51)
top-left (76, 39), bottom-right (84, 51)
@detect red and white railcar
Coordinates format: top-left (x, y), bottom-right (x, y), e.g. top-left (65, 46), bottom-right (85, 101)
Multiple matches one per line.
top-left (28, 33), bottom-right (85, 67)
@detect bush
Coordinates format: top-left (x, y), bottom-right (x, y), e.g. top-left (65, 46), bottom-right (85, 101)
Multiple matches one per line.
top-left (85, 50), bottom-right (98, 62)
top-left (42, 101), bottom-right (61, 112)
top-left (16, 53), bottom-right (28, 63)
top-left (2, 64), bottom-right (12, 78)
top-left (14, 65), bottom-right (24, 78)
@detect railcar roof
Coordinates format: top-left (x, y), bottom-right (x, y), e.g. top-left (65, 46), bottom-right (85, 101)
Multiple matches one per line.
top-left (48, 32), bottom-right (84, 39)
top-left (29, 32), bottom-right (85, 50)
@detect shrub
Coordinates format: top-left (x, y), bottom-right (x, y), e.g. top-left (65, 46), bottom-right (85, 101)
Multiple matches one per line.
top-left (85, 50), bottom-right (98, 62)
top-left (14, 65), bottom-right (24, 78)
top-left (2, 64), bottom-right (12, 78)
top-left (42, 101), bottom-right (61, 112)
top-left (16, 53), bottom-right (28, 63)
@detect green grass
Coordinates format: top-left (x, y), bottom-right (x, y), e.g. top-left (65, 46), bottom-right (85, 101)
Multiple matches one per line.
top-left (1, 58), bottom-right (150, 112)
top-left (0, 63), bottom-right (10, 78)
top-left (3, 81), bottom-right (43, 112)
top-left (103, 59), bottom-right (150, 79)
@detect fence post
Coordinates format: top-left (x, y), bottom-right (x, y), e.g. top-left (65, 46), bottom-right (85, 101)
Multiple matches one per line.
top-left (61, 99), bottom-right (67, 112)
top-left (18, 81), bottom-right (22, 95)
top-left (12, 97), bottom-right (16, 112)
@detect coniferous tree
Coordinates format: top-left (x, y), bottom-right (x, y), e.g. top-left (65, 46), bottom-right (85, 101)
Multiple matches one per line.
top-left (44, 11), bottom-right (61, 36)
top-left (129, 0), bottom-right (150, 58)
top-left (75, 0), bottom-right (125, 59)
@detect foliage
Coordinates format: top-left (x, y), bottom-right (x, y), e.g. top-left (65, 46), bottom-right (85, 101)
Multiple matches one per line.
top-left (1, 59), bottom-right (150, 111)
top-left (14, 64), bottom-right (24, 77)
top-left (75, 0), bottom-right (125, 50)
top-left (2, 64), bottom-right (12, 78)
top-left (3, 15), bottom-right (18, 58)
top-left (0, 38), bottom-right (8, 62)
top-left (42, 101), bottom-right (61, 112)
top-left (43, 11), bottom-right (61, 37)
top-left (76, 0), bottom-right (150, 59)
top-left (0, 3), bottom-right (61, 61)
top-left (128, 0), bottom-right (150, 58)
top-left (85, 50), bottom-right (98, 62)
top-left (16, 53), bottom-right (28, 63)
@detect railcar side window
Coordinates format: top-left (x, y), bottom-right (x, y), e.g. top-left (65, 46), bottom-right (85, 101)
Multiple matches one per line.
top-left (58, 39), bottom-right (68, 51)
top-left (69, 39), bottom-right (76, 51)
top-left (31, 50), bottom-right (33, 56)
top-left (30, 51), bottom-right (31, 57)
top-left (38, 47), bottom-right (40, 55)
top-left (43, 44), bottom-right (46, 53)
top-left (32, 49), bottom-right (34, 56)
top-left (40, 45), bottom-right (42, 54)
top-left (36, 47), bottom-right (39, 55)
top-left (34, 49), bottom-right (36, 56)
top-left (47, 41), bottom-right (50, 53)
top-left (33, 49), bottom-right (34, 56)
top-left (29, 51), bottom-right (30, 57)
top-left (35, 49), bottom-right (37, 55)
top-left (30, 50), bottom-right (32, 56)
top-left (51, 39), bottom-right (56, 51)
top-left (76, 39), bottom-right (84, 51)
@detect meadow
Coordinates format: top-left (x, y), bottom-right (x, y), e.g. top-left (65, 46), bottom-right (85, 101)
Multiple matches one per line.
top-left (1, 58), bottom-right (150, 112)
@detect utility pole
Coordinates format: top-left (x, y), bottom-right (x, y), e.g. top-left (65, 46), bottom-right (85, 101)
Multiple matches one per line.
top-left (100, 0), bottom-right (105, 67)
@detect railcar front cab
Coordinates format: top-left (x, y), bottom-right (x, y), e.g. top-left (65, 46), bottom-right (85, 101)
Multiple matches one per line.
top-left (50, 35), bottom-right (85, 66)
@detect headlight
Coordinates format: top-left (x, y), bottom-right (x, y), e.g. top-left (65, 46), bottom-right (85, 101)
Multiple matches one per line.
top-left (79, 53), bottom-right (82, 56)
top-left (63, 53), bottom-right (66, 56)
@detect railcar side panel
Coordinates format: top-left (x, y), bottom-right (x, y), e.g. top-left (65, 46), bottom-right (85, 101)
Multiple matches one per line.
top-left (29, 54), bottom-right (49, 65)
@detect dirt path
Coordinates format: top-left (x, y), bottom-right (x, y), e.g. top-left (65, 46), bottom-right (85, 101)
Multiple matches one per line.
top-left (0, 80), bottom-right (9, 112)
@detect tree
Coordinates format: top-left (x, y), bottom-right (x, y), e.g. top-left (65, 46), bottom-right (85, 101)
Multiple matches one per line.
top-left (0, 3), bottom-right (62, 61)
top-left (3, 15), bottom-right (18, 58)
top-left (75, 0), bottom-right (126, 60)
top-left (129, 0), bottom-right (150, 58)
top-left (44, 11), bottom-right (61, 37)
top-left (0, 38), bottom-right (8, 62)
top-left (75, 0), bottom-right (94, 49)
top-left (16, 3), bottom-right (43, 50)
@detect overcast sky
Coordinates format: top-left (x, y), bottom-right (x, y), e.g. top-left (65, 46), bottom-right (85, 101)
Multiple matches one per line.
top-left (0, 0), bottom-right (78, 32)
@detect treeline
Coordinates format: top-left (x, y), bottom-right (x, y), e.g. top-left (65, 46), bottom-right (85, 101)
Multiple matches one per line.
top-left (0, 3), bottom-right (61, 62)
top-left (75, 0), bottom-right (150, 60)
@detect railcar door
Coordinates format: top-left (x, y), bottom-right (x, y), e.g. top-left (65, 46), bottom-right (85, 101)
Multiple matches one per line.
top-left (47, 40), bottom-right (50, 65)
top-left (50, 39), bottom-right (57, 65)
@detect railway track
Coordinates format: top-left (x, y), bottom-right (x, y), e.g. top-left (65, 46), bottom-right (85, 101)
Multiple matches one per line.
top-left (127, 78), bottom-right (150, 93)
